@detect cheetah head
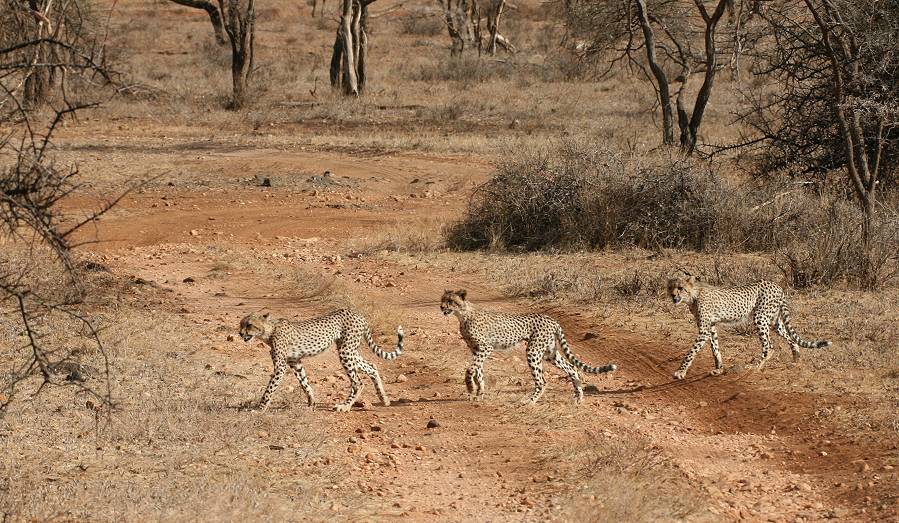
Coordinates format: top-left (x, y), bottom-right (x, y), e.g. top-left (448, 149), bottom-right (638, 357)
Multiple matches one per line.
top-left (667, 274), bottom-right (698, 305)
top-left (239, 312), bottom-right (274, 343)
top-left (440, 289), bottom-right (468, 316)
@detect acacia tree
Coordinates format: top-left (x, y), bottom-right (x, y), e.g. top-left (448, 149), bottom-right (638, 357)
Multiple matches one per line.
top-left (437, 0), bottom-right (514, 56)
top-left (218, 0), bottom-right (256, 108)
top-left (168, 0), bottom-right (227, 44)
top-left (330, 0), bottom-right (376, 95)
top-left (737, 0), bottom-right (899, 284)
top-left (564, 0), bottom-right (761, 152)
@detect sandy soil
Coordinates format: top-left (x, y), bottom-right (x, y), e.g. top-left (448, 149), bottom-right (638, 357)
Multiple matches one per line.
top-left (58, 133), bottom-right (897, 522)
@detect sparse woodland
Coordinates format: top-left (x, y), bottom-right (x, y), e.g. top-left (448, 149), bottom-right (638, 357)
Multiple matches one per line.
top-left (1, 0), bottom-right (897, 521)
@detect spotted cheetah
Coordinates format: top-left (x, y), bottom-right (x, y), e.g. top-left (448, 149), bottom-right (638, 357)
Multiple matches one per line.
top-left (667, 273), bottom-right (831, 380)
top-left (440, 290), bottom-right (617, 405)
top-left (239, 309), bottom-right (404, 412)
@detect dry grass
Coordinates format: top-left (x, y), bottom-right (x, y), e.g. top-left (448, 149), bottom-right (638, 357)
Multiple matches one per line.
top-left (0, 268), bottom-right (351, 522)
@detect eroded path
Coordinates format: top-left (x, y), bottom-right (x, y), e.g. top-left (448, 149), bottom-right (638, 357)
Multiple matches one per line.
top-left (71, 143), bottom-right (897, 522)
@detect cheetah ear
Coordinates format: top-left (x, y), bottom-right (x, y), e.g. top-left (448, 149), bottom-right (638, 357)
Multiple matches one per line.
top-left (687, 275), bottom-right (697, 284)
top-left (456, 289), bottom-right (467, 300)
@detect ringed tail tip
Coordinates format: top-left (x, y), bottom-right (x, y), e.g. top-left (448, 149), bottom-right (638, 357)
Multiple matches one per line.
top-left (818, 340), bottom-right (831, 348)
top-left (609, 363), bottom-right (618, 372)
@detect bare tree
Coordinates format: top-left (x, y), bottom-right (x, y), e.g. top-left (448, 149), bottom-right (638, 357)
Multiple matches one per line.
top-left (217, 0), bottom-right (256, 108)
top-left (564, 0), bottom-right (761, 152)
top-left (734, 0), bottom-right (899, 284)
top-left (329, 0), bottom-right (377, 95)
top-left (1, 2), bottom-right (127, 412)
top-left (312, 0), bottom-right (327, 18)
top-left (168, 0), bottom-right (228, 45)
top-left (436, 0), bottom-right (513, 56)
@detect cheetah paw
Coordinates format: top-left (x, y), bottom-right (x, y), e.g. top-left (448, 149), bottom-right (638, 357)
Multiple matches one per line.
top-left (673, 370), bottom-right (687, 380)
top-left (381, 398), bottom-right (391, 407)
top-left (333, 403), bottom-right (352, 412)
top-left (709, 368), bottom-right (725, 377)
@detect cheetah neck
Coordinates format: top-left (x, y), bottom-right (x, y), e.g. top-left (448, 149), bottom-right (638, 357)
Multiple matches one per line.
top-left (453, 302), bottom-right (476, 322)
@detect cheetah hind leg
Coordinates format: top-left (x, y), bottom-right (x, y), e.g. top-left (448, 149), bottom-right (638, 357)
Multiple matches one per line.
top-left (775, 318), bottom-right (801, 363)
top-left (522, 344), bottom-right (547, 405)
top-left (357, 359), bottom-right (390, 407)
top-left (551, 351), bottom-right (583, 404)
top-left (334, 368), bottom-right (363, 412)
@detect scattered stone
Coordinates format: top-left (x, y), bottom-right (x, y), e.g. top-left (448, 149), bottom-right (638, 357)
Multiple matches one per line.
top-left (396, 374), bottom-right (408, 383)
top-left (268, 444), bottom-right (285, 451)
top-left (699, 401), bottom-right (709, 408)
top-left (415, 444), bottom-right (426, 451)
top-left (370, 425), bottom-right (382, 432)
top-left (182, 276), bottom-right (195, 283)
top-left (189, 229), bottom-right (199, 236)
top-left (78, 260), bottom-right (110, 273)
top-left (254, 175), bottom-right (274, 187)
top-left (583, 384), bottom-right (600, 394)
top-left (426, 419), bottom-right (440, 429)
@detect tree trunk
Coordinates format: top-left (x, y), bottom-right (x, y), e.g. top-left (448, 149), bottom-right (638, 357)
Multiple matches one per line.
top-left (330, 0), bottom-right (376, 95)
top-left (170, 0), bottom-right (227, 44)
top-left (635, 0), bottom-right (674, 145)
top-left (219, 0), bottom-right (256, 108)
top-left (682, 0), bottom-right (730, 154)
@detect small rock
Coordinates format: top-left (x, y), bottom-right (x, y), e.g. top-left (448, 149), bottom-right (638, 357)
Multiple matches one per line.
top-left (227, 335), bottom-right (235, 342)
top-left (370, 425), bottom-right (382, 432)
top-left (182, 276), bottom-right (195, 283)
top-left (396, 374), bottom-right (408, 383)
top-left (268, 444), bottom-right (284, 451)
top-left (427, 419), bottom-right (440, 429)
top-left (698, 401), bottom-right (709, 408)
top-left (189, 229), bottom-right (199, 236)
top-left (415, 444), bottom-right (425, 451)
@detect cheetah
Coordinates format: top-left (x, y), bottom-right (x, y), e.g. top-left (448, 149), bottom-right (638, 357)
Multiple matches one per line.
top-left (667, 273), bottom-right (831, 380)
top-left (440, 289), bottom-right (617, 405)
top-left (238, 309), bottom-right (404, 412)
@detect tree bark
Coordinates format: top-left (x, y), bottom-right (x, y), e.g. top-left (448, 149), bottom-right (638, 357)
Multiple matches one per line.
top-left (218, 0), bottom-right (256, 108)
top-left (170, 0), bottom-right (227, 44)
top-left (635, 0), bottom-right (674, 145)
top-left (681, 0), bottom-right (730, 154)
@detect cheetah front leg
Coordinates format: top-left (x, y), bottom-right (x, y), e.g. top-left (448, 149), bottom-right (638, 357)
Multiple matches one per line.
top-left (257, 361), bottom-right (287, 410)
top-left (290, 362), bottom-right (315, 409)
top-left (356, 359), bottom-right (390, 407)
top-left (674, 329), bottom-right (710, 380)
top-left (466, 345), bottom-right (492, 401)
top-left (709, 327), bottom-right (725, 376)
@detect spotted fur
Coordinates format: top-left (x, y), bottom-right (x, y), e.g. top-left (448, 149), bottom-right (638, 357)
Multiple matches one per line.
top-left (440, 289), bottom-right (617, 405)
top-left (667, 274), bottom-right (831, 379)
top-left (239, 309), bottom-right (404, 412)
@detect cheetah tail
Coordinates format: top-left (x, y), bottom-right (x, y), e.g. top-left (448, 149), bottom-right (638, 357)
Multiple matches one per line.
top-left (556, 326), bottom-right (617, 374)
top-left (365, 325), bottom-right (404, 360)
top-left (780, 304), bottom-right (831, 349)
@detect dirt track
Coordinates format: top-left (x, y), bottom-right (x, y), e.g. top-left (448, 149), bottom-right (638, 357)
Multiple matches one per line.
top-left (71, 143), bottom-right (897, 522)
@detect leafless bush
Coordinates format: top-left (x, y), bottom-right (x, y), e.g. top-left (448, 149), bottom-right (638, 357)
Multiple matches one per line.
top-left (399, 9), bottom-right (444, 36)
top-left (407, 54), bottom-right (514, 83)
top-left (0, 2), bottom-right (127, 411)
top-left (447, 140), bottom-right (898, 288)
top-left (446, 141), bottom-right (744, 251)
top-left (776, 202), bottom-right (899, 289)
